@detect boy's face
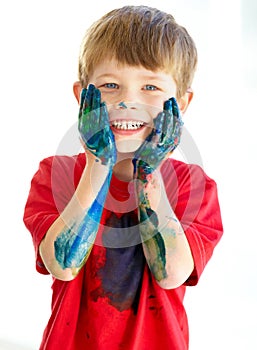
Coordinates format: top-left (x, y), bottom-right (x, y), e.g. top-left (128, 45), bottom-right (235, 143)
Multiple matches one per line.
top-left (88, 58), bottom-right (177, 154)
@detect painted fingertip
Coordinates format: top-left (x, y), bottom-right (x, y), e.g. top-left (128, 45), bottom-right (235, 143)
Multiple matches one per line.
top-left (169, 97), bottom-right (182, 117)
top-left (154, 112), bottom-right (164, 131)
top-left (92, 88), bottom-right (100, 107)
top-left (80, 88), bottom-right (87, 102)
top-left (169, 97), bottom-right (178, 106)
top-left (94, 88), bottom-right (101, 99)
top-left (164, 99), bottom-right (172, 110)
top-left (85, 84), bottom-right (94, 104)
top-left (100, 102), bottom-right (109, 125)
top-left (87, 83), bottom-right (95, 91)
top-left (100, 101), bottom-right (107, 108)
top-left (170, 97), bottom-right (179, 106)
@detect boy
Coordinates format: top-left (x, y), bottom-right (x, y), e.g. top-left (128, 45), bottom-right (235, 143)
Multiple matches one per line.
top-left (23, 5), bottom-right (223, 350)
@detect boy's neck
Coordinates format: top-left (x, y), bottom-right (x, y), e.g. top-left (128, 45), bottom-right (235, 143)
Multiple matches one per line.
top-left (113, 154), bottom-right (134, 182)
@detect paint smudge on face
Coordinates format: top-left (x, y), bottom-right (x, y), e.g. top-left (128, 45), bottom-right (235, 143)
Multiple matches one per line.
top-left (118, 101), bottom-right (128, 109)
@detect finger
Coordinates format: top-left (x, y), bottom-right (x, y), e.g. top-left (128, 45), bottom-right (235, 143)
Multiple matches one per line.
top-left (165, 98), bottom-right (182, 138)
top-left (91, 88), bottom-right (101, 126)
top-left (79, 85), bottom-right (95, 134)
top-left (99, 101), bottom-right (109, 129)
top-left (160, 100), bottom-right (172, 141)
top-left (164, 98), bottom-right (173, 112)
top-left (167, 98), bottom-right (183, 148)
top-left (169, 97), bottom-right (180, 119)
top-left (170, 97), bottom-right (183, 136)
top-left (100, 102), bottom-right (116, 147)
top-left (152, 111), bottom-right (165, 144)
top-left (92, 87), bottom-right (101, 110)
top-left (170, 97), bottom-right (183, 129)
top-left (79, 88), bottom-right (87, 119)
top-left (153, 112), bottom-right (164, 133)
top-left (163, 100), bottom-right (175, 142)
top-left (84, 84), bottom-right (95, 113)
top-left (80, 88), bottom-right (87, 108)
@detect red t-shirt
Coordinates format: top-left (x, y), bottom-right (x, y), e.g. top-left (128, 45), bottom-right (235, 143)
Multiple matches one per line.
top-left (23, 153), bottom-right (223, 350)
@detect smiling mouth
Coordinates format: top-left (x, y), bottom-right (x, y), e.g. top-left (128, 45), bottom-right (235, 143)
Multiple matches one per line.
top-left (111, 120), bottom-right (145, 130)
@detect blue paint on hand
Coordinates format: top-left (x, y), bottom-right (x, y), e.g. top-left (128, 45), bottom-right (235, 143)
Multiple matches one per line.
top-left (78, 84), bottom-right (117, 167)
top-left (131, 98), bottom-right (183, 281)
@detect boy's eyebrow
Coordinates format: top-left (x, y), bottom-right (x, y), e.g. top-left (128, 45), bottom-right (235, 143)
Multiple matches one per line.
top-left (140, 75), bottom-right (168, 82)
top-left (95, 73), bottom-right (117, 80)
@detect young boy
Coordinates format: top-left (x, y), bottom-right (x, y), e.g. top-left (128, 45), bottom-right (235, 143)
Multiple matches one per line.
top-left (23, 5), bottom-right (223, 350)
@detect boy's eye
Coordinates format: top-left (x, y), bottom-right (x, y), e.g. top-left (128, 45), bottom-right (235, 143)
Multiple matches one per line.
top-left (104, 83), bottom-right (118, 89)
top-left (144, 85), bottom-right (157, 91)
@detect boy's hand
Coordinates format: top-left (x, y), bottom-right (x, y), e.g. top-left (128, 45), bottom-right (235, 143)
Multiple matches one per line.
top-left (133, 97), bottom-right (183, 178)
top-left (78, 84), bottom-right (117, 167)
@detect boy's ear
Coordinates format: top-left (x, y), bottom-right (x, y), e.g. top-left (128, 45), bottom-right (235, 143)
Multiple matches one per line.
top-left (178, 89), bottom-right (194, 114)
top-left (73, 81), bottom-right (82, 103)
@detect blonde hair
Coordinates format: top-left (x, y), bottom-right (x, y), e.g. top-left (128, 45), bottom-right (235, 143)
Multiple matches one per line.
top-left (78, 5), bottom-right (197, 99)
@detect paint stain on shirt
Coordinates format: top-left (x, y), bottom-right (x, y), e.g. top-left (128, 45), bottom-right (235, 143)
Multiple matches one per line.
top-left (90, 211), bottom-right (145, 314)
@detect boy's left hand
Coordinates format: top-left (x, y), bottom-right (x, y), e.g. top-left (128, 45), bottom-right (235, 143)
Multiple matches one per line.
top-left (133, 97), bottom-right (183, 178)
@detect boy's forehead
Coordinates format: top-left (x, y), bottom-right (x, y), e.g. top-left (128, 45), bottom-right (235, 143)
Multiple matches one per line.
top-left (90, 58), bottom-right (173, 81)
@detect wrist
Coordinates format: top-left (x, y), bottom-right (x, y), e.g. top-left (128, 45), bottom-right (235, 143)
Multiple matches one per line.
top-left (133, 159), bottom-right (153, 182)
top-left (135, 170), bottom-right (162, 211)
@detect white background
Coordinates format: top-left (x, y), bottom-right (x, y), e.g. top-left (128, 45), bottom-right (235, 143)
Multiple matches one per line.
top-left (0, 0), bottom-right (257, 349)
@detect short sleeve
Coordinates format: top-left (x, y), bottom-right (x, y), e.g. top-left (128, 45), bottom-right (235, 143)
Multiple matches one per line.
top-left (161, 159), bottom-right (223, 286)
top-left (23, 154), bottom-right (85, 274)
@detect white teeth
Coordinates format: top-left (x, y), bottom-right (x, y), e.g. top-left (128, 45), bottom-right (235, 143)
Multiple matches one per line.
top-left (112, 120), bottom-right (144, 130)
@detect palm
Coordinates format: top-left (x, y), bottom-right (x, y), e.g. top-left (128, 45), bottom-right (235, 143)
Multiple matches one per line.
top-left (78, 84), bottom-right (117, 167)
top-left (133, 97), bottom-right (183, 175)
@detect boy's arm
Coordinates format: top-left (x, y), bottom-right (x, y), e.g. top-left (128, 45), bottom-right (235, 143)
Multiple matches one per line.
top-left (135, 168), bottom-right (193, 289)
top-left (39, 155), bottom-right (110, 281)
top-left (133, 97), bottom-right (192, 288)
top-left (40, 85), bottom-right (116, 281)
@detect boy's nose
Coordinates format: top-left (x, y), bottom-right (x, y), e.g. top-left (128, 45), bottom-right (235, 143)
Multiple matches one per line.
top-left (114, 88), bottom-right (140, 109)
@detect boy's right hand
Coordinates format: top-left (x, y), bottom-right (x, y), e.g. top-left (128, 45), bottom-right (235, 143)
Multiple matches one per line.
top-left (78, 84), bottom-right (117, 167)
top-left (132, 97), bottom-right (183, 180)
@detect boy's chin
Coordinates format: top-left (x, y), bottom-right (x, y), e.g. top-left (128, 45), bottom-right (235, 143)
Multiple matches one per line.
top-left (116, 139), bottom-right (143, 154)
